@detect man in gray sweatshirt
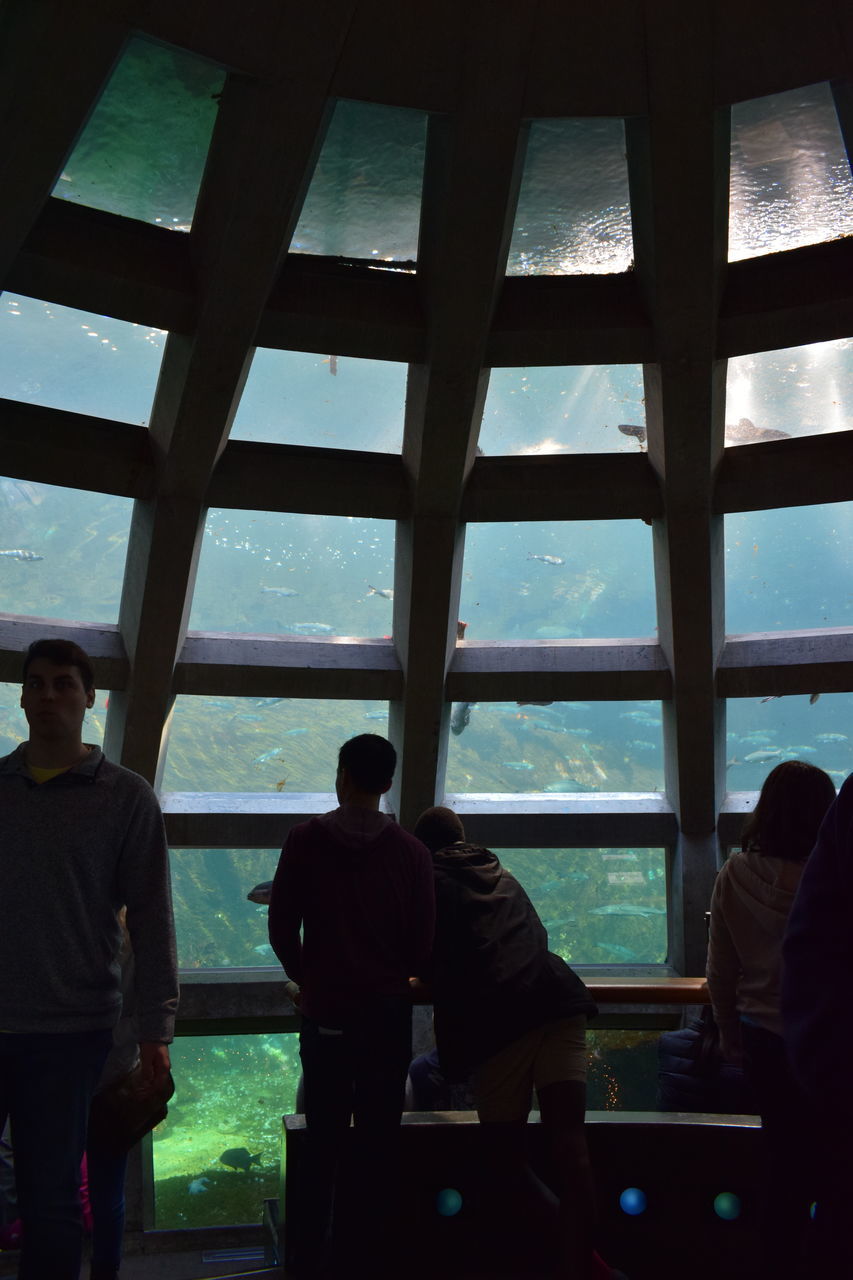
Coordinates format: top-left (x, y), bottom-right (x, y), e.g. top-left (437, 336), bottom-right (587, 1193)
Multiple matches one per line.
top-left (0, 638), bottom-right (178, 1280)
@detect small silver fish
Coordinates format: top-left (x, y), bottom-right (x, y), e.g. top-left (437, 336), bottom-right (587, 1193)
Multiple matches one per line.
top-left (527, 553), bottom-right (565, 566)
top-left (0, 549), bottom-right (43, 561)
top-left (743, 748), bottom-right (784, 763)
top-left (261, 586), bottom-right (298, 597)
top-left (502, 760), bottom-right (534, 771)
top-left (367, 585), bottom-right (394, 600)
top-left (286, 622), bottom-right (335, 635)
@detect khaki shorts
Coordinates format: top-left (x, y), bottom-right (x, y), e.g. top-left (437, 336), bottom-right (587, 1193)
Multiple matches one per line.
top-left (471, 1015), bottom-right (588, 1123)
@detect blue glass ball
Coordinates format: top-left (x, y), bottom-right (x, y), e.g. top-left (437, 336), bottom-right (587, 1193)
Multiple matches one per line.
top-left (619, 1187), bottom-right (647, 1215)
top-left (714, 1191), bottom-right (741, 1221)
top-left (436, 1187), bottom-right (463, 1217)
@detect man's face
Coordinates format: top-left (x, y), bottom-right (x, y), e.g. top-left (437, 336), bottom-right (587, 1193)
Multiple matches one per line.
top-left (20, 659), bottom-right (95, 741)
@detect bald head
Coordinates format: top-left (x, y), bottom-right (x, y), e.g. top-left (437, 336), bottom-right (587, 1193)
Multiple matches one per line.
top-left (414, 805), bottom-right (465, 853)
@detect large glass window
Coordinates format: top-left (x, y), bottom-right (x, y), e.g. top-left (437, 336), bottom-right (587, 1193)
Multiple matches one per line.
top-left (725, 337), bottom-right (852, 445)
top-left (291, 99), bottom-right (426, 262)
top-left (52, 36), bottom-right (224, 230)
top-left (153, 1033), bottom-right (299, 1228)
top-left (725, 502), bottom-right (853, 633)
top-left (191, 512), bottom-right (395, 634)
top-left (726, 692), bottom-right (853, 791)
top-left (0, 295), bottom-right (166, 424)
top-left (460, 521), bottom-right (656, 641)
top-left (445, 700), bottom-right (664, 795)
top-left (498, 847), bottom-right (667, 964)
top-left (0, 477), bottom-right (133, 624)
top-left (172, 848), bottom-right (280, 970)
top-left (730, 81), bottom-right (853, 261)
top-left (478, 365), bottom-right (646, 456)
top-left (508, 119), bottom-right (633, 275)
top-left (161, 696), bottom-right (388, 793)
top-left (230, 349), bottom-right (406, 452)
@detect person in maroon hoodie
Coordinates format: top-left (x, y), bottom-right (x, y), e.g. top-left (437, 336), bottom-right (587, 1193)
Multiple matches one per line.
top-left (268, 734), bottom-right (434, 1275)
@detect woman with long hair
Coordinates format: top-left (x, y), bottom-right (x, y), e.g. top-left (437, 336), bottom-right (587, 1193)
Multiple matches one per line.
top-left (707, 759), bottom-right (836, 1279)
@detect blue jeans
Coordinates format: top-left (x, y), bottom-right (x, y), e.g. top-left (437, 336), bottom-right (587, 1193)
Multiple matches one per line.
top-left (86, 1138), bottom-right (129, 1271)
top-left (296, 996), bottom-right (412, 1267)
top-left (0, 1029), bottom-right (112, 1280)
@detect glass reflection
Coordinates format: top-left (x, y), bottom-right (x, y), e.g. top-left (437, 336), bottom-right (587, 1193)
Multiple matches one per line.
top-left (726, 338), bottom-right (852, 446)
top-left (161, 695), bottom-right (388, 793)
top-left (52, 36), bottom-right (224, 229)
top-left (445, 700), bottom-right (664, 795)
top-left (498, 847), bottom-right (667, 964)
top-left (230, 348), bottom-right (406, 452)
top-left (730, 81), bottom-right (853, 261)
top-left (478, 365), bottom-right (646, 456)
top-left (291, 99), bottom-right (426, 261)
top-left (460, 520), bottom-right (656, 641)
top-left (726, 692), bottom-right (853, 792)
top-left (508, 118), bottom-right (633, 276)
top-left (0, 294), bottom-right (165, 424)
top-left (191, 511), bottom-right (395, 634)
top-left (725, 502), bottom-right (853, 633)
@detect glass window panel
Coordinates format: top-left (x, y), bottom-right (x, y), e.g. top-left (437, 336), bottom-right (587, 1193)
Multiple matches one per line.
top-left (730, 81), bottom-right (853, 261)
top-left (53, 36), bottom-right (224, 230)
top-left (0, 680), bottom-right (107, 754)
top-left (497, 847), bottom-right (667, 964)
top-left (161, 695), bottom-right (388, 793)
top-left (478, 365), bottom-right (646, 455)
top-left (230, 349), bottom-right (406, 451)
top-left (291, 99), bottom-right (426, 261)
top-left (0, 294), bottom-right (166, 424)
top-left (726, 692), bottom-right (853, 791)
top-left (586, 1027), bottom-right (662, 1111)
top-left (508, 119), bottom-right (633, 276)
top-left (154, 1032), bottom-right (299, 1228)
top-left (0, 478), bottom-right (132, 624)
top-left (172, 848), bottom-right (282, 970)
top-left (445, 700), bottom-right (664, 795)
top-left (725, 337), bottom-right (853, 446)
top-left (191, 511), bottom-right (395, 634)
top-left (725, 502), bottom-right (853, 633)
top-left (460, 520), bottom-right (656, 641)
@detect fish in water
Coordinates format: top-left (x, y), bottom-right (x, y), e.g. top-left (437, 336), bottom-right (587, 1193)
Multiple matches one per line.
top-left (724, 417), bottom-right (790, 444)
top-left (502, 760), bottom-right (534, 771)
top-left (188, 1177), bottom-right (211, 1195)
top-left (816, 733), bottom-right (848, 742)
top-left (286, 622), bottom-right (335, 635)
top-left (743, 748), bottom-right (784, 763)
top-left (596, 942), bottom-right (641, 962)
top-left (247, 881), bottom-right (273, 905)
top-left (617, 423), bottom-right (646, 446)
top-left (0, 549), bottom-right (43, 562)
top-left (527, 553), bottom-right (565, 566)
top-left (0, 479), bottom-right (42, 508)
top-left (253, 748), bottom-right (284, 764)
top-left (254, 943), bottom-right (274, 957)
top-left (367, 585), bottom-right (394, 600)
top-left (450, 702), bottom-right (473, 736)
top-left (589, 902), bottom-right (667, 917)
top-left (261, 585), bottom-right (298, 597)
top-left (219, 1147), bottom-right (262, 1172)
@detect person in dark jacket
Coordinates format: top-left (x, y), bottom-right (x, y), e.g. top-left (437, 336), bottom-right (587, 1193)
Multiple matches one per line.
top-left (269, 734), bottom-right (434, 1275)
top-left (413, 806), bottom-right (622, 1280)
top-left (782, 771), bottom-right (853, 1273)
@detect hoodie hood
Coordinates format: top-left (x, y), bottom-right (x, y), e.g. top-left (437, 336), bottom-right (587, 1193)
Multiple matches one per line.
top-left (316, 804), bottom-right (393, 851)
top-left (724, 847), bottom-right (804, 937)
top-left (431, 842), bottom-right (503, 889)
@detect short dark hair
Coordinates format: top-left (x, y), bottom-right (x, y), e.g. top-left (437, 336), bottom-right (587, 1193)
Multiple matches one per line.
top-left (22, 638), bottom-right (95, 692)
top-left (413, 805), bottom-right (466, 853)
top-left (338, 734), bottom-right (396, 794)
top-left (741, 759), bottom-right (836, 863)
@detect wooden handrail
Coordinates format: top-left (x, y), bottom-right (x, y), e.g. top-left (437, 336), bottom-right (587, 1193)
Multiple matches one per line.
top-left (587, 976), bottom-right (708, 1004)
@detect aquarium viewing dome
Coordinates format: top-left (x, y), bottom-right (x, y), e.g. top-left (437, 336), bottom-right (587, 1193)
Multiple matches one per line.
top-left (0, 0), bottom-right (851, 1246)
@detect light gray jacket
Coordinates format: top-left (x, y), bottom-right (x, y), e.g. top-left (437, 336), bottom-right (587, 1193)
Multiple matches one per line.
top-left (0, 744), bottom-right (178, 1042)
